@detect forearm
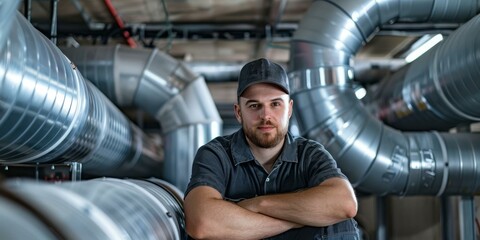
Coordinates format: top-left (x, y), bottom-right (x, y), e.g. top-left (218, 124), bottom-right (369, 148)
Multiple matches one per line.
top-left (185, 187), bottom-right (300, 240)
top-left (240, 178), bottom-right (358, 227)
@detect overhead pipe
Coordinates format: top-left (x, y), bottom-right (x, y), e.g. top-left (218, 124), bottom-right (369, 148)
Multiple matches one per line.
top-left (0, 178), bottom-right (185, 240)
top-left (368, 21), bottom-right (480, 131)
top-left (290, 0), bottom-right (480, 195)
top-left (187, 60), bottom-right (403, 83)
top-left (0, 12), bottom-right (162, 177)
top-left (69, 0), bottom-right (107, 31)
top-left (186, 61), bottom-right (243, 82)
top-left (61, 46), bottom-right (222, 191)
top-left (104, 0), bottom-right (137, 48)
top-left (49, 0), bottom-right (58, 44)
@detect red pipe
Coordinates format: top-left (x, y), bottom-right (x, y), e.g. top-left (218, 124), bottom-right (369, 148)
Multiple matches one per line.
top-left (104, 0), bottom-right (137, 48)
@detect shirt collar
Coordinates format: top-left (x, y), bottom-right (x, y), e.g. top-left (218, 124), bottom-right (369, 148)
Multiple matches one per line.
top-left (231, 129), bottom-right (298, 166)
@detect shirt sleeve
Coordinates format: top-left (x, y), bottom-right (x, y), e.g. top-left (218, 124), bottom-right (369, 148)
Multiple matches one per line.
top-left (184, 142), bottom-right (229, 197)
top-left (303, 140), bottom-right (347, 187)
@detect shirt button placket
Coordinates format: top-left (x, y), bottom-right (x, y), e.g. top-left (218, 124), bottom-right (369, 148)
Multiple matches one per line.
top-left (264, 164), bottom-right (279, 194)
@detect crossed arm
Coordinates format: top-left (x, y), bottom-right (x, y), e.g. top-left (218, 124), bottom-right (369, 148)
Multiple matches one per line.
top-left (184, 177), bottom-right (357, 240)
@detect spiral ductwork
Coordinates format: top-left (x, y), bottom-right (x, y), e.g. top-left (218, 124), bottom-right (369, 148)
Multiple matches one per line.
top-left (0, 12), bottom-right (162, 177)
top-left (369, 16), bottom-right (480, 131)
top-left (290, 0), bottom-right (480, 195)
top-left (61, 46), bottom-right (222, 191)
top-left (0, 178), bottom-right (185, 240)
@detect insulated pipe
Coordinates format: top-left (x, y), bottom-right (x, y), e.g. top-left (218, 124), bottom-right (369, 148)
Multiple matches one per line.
top-left (290, 0), bottom-right (480, 195)
top-left (61, 46), bottom-right (222, 191)
top-left (1, 178), bottom-right (185, 240)
top-left (369, 16), bottom-right (480, 131)
top-left (0, 12), bottom-right (162, 177)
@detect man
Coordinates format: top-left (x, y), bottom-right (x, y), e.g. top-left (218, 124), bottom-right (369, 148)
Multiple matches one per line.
top-left (184, 58), bottom-right (359, 239)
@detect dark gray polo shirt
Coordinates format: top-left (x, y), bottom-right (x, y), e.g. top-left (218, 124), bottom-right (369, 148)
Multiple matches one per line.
top-left (185, 129), bottom-right (359, 239)
top-left (186, 129), bottom-right (346, 199)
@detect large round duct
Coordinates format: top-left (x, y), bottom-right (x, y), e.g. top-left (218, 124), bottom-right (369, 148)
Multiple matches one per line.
top-left (290, 0), bottom-right (480, 195)
top-left (0, 178), bottom-right (185, 240)
top-left (0, 12), bottom-right (162, 177)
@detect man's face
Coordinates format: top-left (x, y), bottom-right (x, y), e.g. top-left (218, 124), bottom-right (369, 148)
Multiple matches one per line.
top-left (235, 83), bottom-right (293, 148)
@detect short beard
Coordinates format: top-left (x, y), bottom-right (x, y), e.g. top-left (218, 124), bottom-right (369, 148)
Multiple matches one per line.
top-left (243, 121), bottom-right (287, 148)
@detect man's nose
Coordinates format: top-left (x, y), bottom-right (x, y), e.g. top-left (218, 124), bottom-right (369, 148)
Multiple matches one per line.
top-left (260, 106), bottom-right (272, 119)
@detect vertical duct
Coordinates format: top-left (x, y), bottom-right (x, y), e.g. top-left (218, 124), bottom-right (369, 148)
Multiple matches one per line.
top-left (290, 0), bottom-right (480, 195)
top-left (61, 46), bottom-right (222, 191)
top-left (0, 12), bottom-right (162, 177)
top-left (1, 178), bottom-right (185, 240)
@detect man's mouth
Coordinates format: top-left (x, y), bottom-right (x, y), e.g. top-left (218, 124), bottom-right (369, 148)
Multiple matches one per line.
top-left (257, 125), bottom-right (275, 131)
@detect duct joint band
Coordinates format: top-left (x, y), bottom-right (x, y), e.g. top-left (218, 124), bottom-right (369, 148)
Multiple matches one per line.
top-left (432, 131), bottom-right (448, 196)
top-left (289, 66), bottom-right (354, 94)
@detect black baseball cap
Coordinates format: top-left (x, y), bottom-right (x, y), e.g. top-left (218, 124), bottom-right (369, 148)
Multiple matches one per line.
top-left (237, 58), bottom-right (290, 97)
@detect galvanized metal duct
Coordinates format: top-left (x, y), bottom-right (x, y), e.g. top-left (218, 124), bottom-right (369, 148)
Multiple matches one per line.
top-left (0, 190), bottom-right (59, 240)
top-left (61, 46), bottom-right (222, 191)
top-left (0, 1), bottom-right (17, 48)
top-left (369, 17), bottom-right (480, 131)
top-left (290, 0), bottom-right (480, 195)
top-left (186, 61), bottom-right (243, 82)
top-left (1, 178), bottom-right (185, 240)
top-left (0, 12), bottom-right (162, 177)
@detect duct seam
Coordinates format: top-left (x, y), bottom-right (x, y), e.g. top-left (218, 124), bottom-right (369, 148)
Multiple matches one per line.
top-left (324, 0), bottom-right (369, 42)
top-left (432, 131), bottom-right (449, 196)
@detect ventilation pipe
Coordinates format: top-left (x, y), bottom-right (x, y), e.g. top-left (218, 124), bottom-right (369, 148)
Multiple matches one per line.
top-left (368, 19), bottom-right (480, 131)
top-left (186, 61), bottom-right (243, 82)
top-left (290, 0), bottom-right (480, 195)
top-left (0, 178), bottom-right (185, 240)
top-left (0, 11), bottom-right (162, 177)
top-left (61, 46), bottom-right (222, 191)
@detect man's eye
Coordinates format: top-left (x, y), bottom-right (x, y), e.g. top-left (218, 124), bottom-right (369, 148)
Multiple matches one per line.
top-left (272, 102), bottom-right (281, 107)
top-left (249, 104), bottom-right (258, 108)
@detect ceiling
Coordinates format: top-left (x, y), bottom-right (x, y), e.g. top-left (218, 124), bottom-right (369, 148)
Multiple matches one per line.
top-left (19, 0), bottom-right (461, 109)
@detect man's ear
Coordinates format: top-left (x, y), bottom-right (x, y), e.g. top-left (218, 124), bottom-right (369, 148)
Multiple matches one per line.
top-left (234, 103), bottom-right (242, 123)
top-left (288, 99), bottom-right (293, 119)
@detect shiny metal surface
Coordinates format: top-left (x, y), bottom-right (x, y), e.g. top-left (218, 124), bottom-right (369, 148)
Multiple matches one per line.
top-left (58, 178), bottom-right (184, 240)
top-left (0, 13), bottom-right (88, 163)
top-left (5, 180), bottom-right (126, 240)
top-left (187, 61), bottom-right (243, 82)
top-left (2, 178), bottom-right (185, 240)
top-left (291, 0), bottom-right (480, 195)
top-left (128, 178), bottom-right (186, 240)
top-left (62, 46), bottom-right (222, 191)
top-left (0, 13), bottom-right (162, 177)
top-left (163, 122), bottom-right (222, 191)
top-left (371, 14), bottom-right (480, 130)
top-left (0, 194), bottom-right (58, 240)
top-left (288, 66), bottom-right (353, 91)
